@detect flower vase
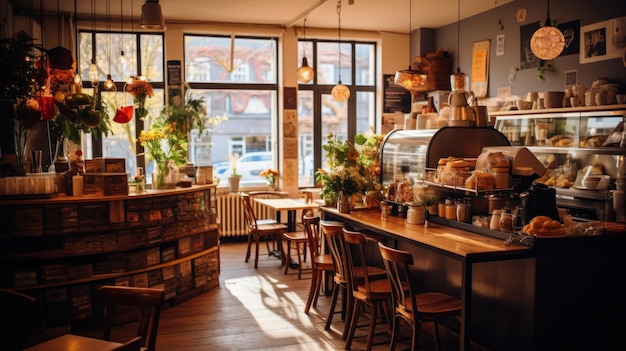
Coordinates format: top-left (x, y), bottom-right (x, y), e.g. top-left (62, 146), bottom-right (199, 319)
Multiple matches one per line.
top-left (153, 164), bottom-right (168, 189)
top-left (13, 120), bottom-right (28, 176)
top-left (337, 194), bottom-right (351, 213)
top-left (229, 176), bottom-right (240, 193)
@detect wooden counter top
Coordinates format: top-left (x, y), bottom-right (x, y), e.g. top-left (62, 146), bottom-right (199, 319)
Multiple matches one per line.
top-left (321, 207), bottom-right (531, 260)
top-left (0, 184), bottom-right (216, 205)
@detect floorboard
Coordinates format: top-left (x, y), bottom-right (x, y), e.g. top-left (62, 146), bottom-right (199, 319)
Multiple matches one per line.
top-left (94, 241), bottom-right (469, 351)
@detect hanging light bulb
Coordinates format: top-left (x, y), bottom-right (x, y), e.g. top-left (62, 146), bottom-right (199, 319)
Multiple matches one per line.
top-left (450, 0), bottom-right (468, 91)
top-left (297, 18), bottom-right (314, 83)
top-left (530, 0), bottom-right (565, 61)
top-left (394, 0), bottom-right (428, 93)
top-left (104, 74), bottom-right (115, 90)
top-left (89, 60), bottom-right (99, 87)
top-left (332, 0), bottom-right (350, 102)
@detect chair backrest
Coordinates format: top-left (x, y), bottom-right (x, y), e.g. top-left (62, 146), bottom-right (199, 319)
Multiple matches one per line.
top-left (98, 285), bottom-right (165, 351)
top-left (303, 215), bottom-right (322, 260)
top-left (241, 192), bottom-right (258, 231)
top-left (342, 228), bottom-right (374, 295)
top-left (248, 190), bottom-right (289, 199)
top-left (0, 288), bottom-right (36, 351)
top-left (378, 242), bottom-right (416, 317)
top-left (321, 221), bottom-right (348, 285)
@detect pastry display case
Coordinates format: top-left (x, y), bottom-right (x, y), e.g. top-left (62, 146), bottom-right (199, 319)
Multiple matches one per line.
top-left (491, 106), bottom-right (626, 221)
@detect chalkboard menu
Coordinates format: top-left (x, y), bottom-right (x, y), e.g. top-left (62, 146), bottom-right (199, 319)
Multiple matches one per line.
top-left (167, 60), bottom-right (182, 86)
top-left (383, 74), bottom-right (411, 113)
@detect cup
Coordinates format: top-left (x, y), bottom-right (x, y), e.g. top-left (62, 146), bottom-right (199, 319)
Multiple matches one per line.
top-left (617, 94), bottom-right (626, 104)
top-left (527, 91), bottom-right (539, 102)
top-left (570, 96), bottom-right (580, 107)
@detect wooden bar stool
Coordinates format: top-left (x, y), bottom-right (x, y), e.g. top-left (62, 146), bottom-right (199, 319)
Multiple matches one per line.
top-left (343, 228), bottom-right (393, 351)
top-left (302, 216), bottom-right (335, 313)
top-left (378, 242), bottom-right (461, 351)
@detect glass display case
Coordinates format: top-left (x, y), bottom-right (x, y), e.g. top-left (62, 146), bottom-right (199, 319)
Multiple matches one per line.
top-left (492, 106), bottom-right (626, 221)
top-left (379, 127), bottom-right (511, 187)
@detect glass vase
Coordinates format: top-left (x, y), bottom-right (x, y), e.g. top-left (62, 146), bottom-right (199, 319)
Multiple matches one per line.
top-left (337, 193), bottom-right (351, 213)
top-left (153, 163), bottom-right (167, 189)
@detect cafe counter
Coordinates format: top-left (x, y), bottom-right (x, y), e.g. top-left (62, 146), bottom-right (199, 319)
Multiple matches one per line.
top-left (0, 185), bottom-right (219, 344)
top-left (321, 206), bottom-right (626, 351)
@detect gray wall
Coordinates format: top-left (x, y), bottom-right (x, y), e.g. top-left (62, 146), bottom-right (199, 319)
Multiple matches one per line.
top-left (433, 0), bottom-right (626, 98)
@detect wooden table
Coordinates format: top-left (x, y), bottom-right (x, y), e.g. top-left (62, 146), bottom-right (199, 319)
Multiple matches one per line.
top-left (23, 334), bottom-right (123, 351)
top-left (253, 197), bottom-right (320, 231)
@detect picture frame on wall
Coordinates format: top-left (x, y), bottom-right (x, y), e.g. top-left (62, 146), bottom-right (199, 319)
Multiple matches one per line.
top-left (580, 21), bottom-right (611, 63)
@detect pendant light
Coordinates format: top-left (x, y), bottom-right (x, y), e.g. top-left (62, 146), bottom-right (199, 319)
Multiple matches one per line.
top-left (103, 0), bottom-right (116, 91)
top-left (88, 0), bottom-right (98, 87)
top-left (450, 0), bottom-right (468, 91)
top-left (141, 0), bottom-right (165, 30)
top-left (297, 18), bottom-right (314, 83)
top-left (530, 0), bottom-right (565, 61)
top-left (393, 0), bottom-right (427, 93)
top-left (331, 0), bottom-right (350, 102)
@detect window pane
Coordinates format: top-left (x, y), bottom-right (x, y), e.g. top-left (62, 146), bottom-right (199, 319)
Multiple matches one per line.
top-left (356, 91), bottom-right (375, 134)
top-left (355, 43), bottom-right (375, 86)
top-left (140, 35), bottom-right (163, 81)
top-left (187, 89), bottom-right (276, 187)
top-left (321, 94), bottom-right (348, 168)
top-left (298, 90), bottom-right (314, 187)
top-left (316, 42), bottom-right (352, 85)
top-left (185, 36), bottom-right (277, 84)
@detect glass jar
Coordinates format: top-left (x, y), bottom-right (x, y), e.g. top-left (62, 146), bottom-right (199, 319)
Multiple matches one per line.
top-left (490, 209), bottom-right (503, 230)
top-left (499, 211), bottom-right (515, 233)
top-left (456, 201), bottom-right (471, 223)
top-left (406, 203), bottom-right (425, 224)
top-left (445, 199), bottom-right (457, 220)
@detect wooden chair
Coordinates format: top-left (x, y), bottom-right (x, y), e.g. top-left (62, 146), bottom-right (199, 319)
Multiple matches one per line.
top-left (378, 242), bottom-right (462, 351)
top-left (241, 192), bottom-right (288, 268)
top-left (282, 210), bottom-right (315, 278)
top-left (0, 288), bottom-right (36, 351)
top-left (302, 216), bottom-right (335, 314)
top-left (343, 229), bottom-right (393, 351)
top-left (98, 285), bottom-right (165, 351)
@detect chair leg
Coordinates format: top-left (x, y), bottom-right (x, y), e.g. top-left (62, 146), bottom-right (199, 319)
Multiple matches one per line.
top-left (389, 316), bottom-right (400, 351)
top-left (344, 299), bottom-right (361, 350)
top-left (342, 286), bottom-right (353, 340)
top-left (245, 233), bottom-right (253, 263)
top-left (324, 282), bottom-right (340, 330)
top-left (254, 235), bottom-right (260, 268)
top-left (365, 302), bottom-right (379, 351)
top-left (296, 243), bottom-right (303, 279)
top-left (305, 268), bottom-right (320, 314)
top-left (433, 320), bottom-right (442, 351)
top-left (411, 320), bottom-right (421, 351)
top-left (283, 239), bottom-right (292, 275)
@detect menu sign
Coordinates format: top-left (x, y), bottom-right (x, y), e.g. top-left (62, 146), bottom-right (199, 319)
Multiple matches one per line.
top-left (383, 74), bottom-right (411, 113)
top-left (167, 60), bottom-right (182, 86)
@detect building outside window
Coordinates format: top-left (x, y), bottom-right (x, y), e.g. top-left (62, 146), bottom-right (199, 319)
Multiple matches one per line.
top-left (184, 34), bottom-right (278, 187)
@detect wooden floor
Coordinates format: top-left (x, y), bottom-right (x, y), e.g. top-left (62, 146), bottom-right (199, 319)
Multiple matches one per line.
top-left (103, 241), bottom-right (463, 351)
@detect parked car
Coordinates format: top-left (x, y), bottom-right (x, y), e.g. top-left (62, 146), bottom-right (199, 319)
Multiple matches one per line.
top-left (214, 151), bottom-right (273, 185)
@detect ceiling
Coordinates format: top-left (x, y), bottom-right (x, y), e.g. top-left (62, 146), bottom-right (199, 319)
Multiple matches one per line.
top-left (11, 0), bottom-right (513, 34)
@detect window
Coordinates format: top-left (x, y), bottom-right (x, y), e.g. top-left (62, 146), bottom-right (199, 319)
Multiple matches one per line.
top-left (78, 30), bottom-right (165, 179)
top-left (297, 39), bottom-right (377, 187)
top-left (184, 35), bottom-right (279, 187)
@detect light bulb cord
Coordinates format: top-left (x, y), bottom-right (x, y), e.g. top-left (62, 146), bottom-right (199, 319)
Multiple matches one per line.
top-left (545, 0), bottom-right (552, 26)
top-left (337, 0), bottom-right (342, 82)
top-left (456, 0), bottom-right (460, 72)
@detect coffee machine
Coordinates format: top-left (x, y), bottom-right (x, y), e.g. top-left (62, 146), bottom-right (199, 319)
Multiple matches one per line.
top-left (447, 69), bottom-right (475, 127)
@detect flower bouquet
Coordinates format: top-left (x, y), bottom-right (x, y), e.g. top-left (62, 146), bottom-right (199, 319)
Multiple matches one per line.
top-left (138, 120), bottom-right (185, 188)
top-left (260, 168), bottom-right (279, 189)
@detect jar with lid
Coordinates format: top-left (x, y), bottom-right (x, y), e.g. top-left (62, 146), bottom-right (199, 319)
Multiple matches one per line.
top-left (406, 202), bottom-right (425, 225)
top-left (490, 209), bottom-right (503, 230)
top-left (492, 167), bottom-right (509, 189)
top-left (444, 198), bottom-right (457, 220)
top-left (456, 201), bottom-right (471, 223)
top-left (499, 210), bottom-right (515, 233)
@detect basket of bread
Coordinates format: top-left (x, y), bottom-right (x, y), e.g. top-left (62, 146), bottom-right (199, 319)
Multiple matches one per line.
top-left (523, 215), bottom-right (567, 237)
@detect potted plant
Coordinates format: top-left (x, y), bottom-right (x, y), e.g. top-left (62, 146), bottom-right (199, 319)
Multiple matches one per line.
top-left (228, 152), bottom-right (242, 193)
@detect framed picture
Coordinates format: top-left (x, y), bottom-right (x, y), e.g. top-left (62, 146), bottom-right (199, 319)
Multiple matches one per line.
top-left (565, 70), bottom-right (577, 86)
top-left (471, 39), bottom-right (490, 98)
top-left (580, 21), bottom-right (611, 63)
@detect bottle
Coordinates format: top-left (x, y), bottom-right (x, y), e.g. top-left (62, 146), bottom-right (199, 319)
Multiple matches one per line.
top-left (422, 96), bottom-right (437, 114)
top-left (490, 209), bottom-right (502, 230)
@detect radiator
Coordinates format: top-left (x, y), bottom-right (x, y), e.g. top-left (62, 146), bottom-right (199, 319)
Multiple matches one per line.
top-left (216, 193), bottom-right (277, 237)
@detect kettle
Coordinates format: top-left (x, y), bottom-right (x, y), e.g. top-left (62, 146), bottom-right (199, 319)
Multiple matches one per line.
top-left (448, 90), bottom-right (472, 107)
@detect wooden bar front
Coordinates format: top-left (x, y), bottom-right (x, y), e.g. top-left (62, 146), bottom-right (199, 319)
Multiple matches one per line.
top-left (321, 206), bottom-right (626, 351)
